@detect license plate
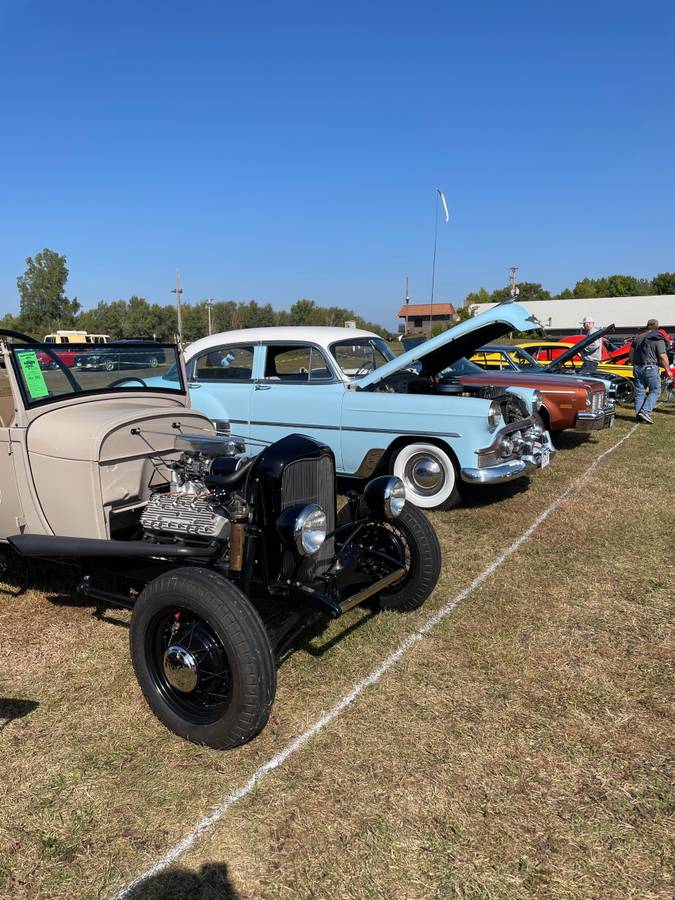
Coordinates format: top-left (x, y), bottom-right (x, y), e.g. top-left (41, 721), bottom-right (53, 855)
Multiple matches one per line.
top-left (540, 449), bottom-right (550, 468)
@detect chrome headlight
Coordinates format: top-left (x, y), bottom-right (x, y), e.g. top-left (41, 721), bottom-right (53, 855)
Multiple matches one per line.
top-left (293, 504), bottom-right (327, 555)
top-left (585, 387), bottom-right (592, 408)
top-left (499, 436), bottom-right (514, 458)
top-left (531, 389), bottom-right (543, 411)
top-left (487, 399), bottom-right (503, 432)
top-left (364, 475), bottom-right (406, 519)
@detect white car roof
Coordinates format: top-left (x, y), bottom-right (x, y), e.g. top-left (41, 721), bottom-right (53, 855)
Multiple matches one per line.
top-left (185, 326), bottom-right (380, 359)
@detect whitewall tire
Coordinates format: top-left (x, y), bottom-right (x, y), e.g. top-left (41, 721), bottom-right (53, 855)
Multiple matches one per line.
top-left (392, 442), bottom-right (461, 511)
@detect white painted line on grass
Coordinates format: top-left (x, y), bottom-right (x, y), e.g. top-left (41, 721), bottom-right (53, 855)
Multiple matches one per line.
top-left (117, 425), bottom-right (638, 899)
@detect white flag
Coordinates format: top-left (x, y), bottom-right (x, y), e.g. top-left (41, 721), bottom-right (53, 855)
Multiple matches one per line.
top-left (437, 189), bottom-right (449, 223)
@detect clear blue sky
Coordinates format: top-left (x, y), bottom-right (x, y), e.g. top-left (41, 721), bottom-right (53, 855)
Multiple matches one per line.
top-left (1, 0), bottom-right (673, 328)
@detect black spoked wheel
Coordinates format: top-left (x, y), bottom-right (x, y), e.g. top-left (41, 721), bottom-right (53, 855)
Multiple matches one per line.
top-left (146, 608), bottom-right (233, 724)
top-left (614, 377), bottom-right (634, 406)
top-left (338, 503), bottom-right (441, 613)
top-left (130, 568), bottom-right (276, 749)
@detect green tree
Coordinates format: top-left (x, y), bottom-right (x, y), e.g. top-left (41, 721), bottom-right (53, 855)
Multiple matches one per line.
top-left (490, 282), bottom-right (551, 303)
top-left (570, 274), bottom-right (655, 298)
top-left (652, 272), bottom-right (675, 294)
top-left (454, 304), bottom-right (476, 323)
top-left (464, 287), bottom-right (492, 305)
top-left (16, 249), bottom-right (80, 335)
top-left (290, 298), bottom-right (318, 324)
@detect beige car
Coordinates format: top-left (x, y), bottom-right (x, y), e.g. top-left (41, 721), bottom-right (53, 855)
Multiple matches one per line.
top-left (0, 329), bottom-right (440, 749)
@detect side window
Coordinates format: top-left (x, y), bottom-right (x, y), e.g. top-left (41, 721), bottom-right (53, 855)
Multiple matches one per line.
top-left (265, 344), bottom-right (333, 382)
top-left (194, 345), bottom-right (254, 381)
top-left (264, 345), bottom-right (332, 382)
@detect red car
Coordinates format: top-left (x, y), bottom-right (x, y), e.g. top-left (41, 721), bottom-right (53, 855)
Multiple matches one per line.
top-left (561, 328), bottom-right (672, 365)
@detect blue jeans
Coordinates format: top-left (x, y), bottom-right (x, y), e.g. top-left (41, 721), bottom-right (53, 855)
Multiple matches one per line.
top-left (634, 365), bottom-right (662, 414)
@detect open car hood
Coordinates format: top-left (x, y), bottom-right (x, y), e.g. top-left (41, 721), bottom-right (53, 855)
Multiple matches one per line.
top-left (356, 302), bottom-right (542, 389)
top-left (543, 323), bottom-right (616, 372)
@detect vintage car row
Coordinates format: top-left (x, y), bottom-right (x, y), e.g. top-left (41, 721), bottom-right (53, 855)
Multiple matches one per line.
top-left (178, 302), bottom-right (556, 511)
top-left (0, 330), bottom-right (440, 749)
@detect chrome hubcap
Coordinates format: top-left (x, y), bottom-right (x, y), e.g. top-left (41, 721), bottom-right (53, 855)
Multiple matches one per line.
top-left (404, 454), bottom-right (445, 496)
top-left (163, 645), bottom-right (199, 693)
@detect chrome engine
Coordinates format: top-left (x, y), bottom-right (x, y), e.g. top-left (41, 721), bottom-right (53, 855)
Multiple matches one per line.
top-left (140, 433), bottom-right (247, 541)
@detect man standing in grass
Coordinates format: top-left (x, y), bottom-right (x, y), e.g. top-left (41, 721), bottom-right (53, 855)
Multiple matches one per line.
top-left (579, 315), bottom-right (603, 364)
top-left (630, 318), bottom-right (672, 424)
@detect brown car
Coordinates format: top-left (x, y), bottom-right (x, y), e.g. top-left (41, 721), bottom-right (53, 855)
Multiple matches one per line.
top-left (443, 349), bottom-right (614, 436)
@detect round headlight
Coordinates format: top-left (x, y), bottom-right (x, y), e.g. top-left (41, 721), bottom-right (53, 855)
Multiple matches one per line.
top-left (531, 389), bottom-right (543, 411)
top-left (487, 399), bottom-right (503, 431)
top-left (293, 504), bottom-right (327, 556)
top-left (383, 476), bottom-right (406, 518)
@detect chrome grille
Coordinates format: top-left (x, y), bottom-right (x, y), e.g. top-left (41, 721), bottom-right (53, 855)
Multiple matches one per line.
top-left (282, 455), bottom-right (335, 576)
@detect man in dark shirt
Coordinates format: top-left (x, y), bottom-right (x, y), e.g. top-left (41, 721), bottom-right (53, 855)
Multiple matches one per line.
top-left (629, 318), bottom-right (672, 423)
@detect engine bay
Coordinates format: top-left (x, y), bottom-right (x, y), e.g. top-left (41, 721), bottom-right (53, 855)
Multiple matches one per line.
top-left (373, 372), bottom-right (528, 423)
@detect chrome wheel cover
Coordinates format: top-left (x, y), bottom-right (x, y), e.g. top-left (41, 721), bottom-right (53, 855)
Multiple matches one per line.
top-left (403, 453), bottom-right (445, 496)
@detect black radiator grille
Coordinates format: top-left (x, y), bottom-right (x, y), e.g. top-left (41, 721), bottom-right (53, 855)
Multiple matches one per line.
top-left (281, 455), bottom-right (335, 577)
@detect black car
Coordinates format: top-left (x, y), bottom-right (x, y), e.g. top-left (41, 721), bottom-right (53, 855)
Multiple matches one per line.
top-left (75, 339), bottom-right (166, 371)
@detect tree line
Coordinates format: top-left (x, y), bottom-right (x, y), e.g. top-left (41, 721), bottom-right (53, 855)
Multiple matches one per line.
top-left (465, 271), bottom-right (675, 305)
top-left (2, 249), bottom-right (674, 342)
top-left (1, 249), bottom-right (389, 341)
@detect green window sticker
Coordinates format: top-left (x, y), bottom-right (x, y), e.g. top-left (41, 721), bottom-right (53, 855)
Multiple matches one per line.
top-left (17, 350), bottom-right (49, 399)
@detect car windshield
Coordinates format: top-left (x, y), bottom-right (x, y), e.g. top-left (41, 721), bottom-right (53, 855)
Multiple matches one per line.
top-left (11, 342), bottom-right (185, 407)
top-left (506, 347), bottom-right (543, 370)
top-left (329, 338), bottom-right (394, 378)
top-left (439, 357), bottom-right (485, 376)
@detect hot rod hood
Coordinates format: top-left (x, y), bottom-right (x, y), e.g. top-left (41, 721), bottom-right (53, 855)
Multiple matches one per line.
top-left (357, 302), bottom-right (542, 389)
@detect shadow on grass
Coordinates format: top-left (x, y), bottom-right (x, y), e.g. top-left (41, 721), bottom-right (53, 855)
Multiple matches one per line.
top-left (300, 606), bottom-right (379, 659)
top-left (0, 697), bottom-right (39, 733)
top-left (123, 862), bottom-right (238, 899)
top-left (459, 475), bottom-right (531, 509)
top-left (548, 431), bottom-right (594, 453)
top-left (0, 557), bottom-right (130, 627)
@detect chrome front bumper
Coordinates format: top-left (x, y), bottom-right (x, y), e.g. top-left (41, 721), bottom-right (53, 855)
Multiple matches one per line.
top-left (461, 428), bottom-right (555, 485)
top-left (575, 403), bottom-right (615, 432)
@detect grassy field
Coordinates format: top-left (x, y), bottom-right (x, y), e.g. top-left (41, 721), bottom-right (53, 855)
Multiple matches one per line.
top-left (1, 408), bottom-right (673, 899)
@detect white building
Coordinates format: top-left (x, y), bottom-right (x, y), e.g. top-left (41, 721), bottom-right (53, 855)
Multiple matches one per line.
top-left (469, 295), bottom-right (675, 337)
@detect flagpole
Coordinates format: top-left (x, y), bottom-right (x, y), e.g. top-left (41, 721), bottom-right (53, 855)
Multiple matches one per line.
top-left (429, 194), bottom-right (440, 334)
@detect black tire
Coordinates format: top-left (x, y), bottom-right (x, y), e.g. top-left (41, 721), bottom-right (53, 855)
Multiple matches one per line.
top-left (130, 567), bottom-right (276, 749)
top-left (337, 503), bottom-right (441, 613)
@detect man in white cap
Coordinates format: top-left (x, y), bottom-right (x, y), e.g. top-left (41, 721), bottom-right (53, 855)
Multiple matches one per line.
top-left (579, 315), bottom-right (603, 364)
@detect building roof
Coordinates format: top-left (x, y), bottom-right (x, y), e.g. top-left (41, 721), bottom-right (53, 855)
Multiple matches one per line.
top-left (396, 303), bottom-right (455, 318)
top-left (468, 296), bottom-right (675, 330)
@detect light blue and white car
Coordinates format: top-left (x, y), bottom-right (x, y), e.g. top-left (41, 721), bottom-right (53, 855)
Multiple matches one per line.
top-left (180, 302), bottom-right (554, 510)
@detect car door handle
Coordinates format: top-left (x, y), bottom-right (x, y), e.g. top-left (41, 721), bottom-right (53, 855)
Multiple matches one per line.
top-left (254, 384), bottom-right (272, 391)
top-left (188, 382), bottom-right (202, 389)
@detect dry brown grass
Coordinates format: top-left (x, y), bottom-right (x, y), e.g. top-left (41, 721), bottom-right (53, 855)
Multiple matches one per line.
top-left (0, 410), bottom-right (673, 899)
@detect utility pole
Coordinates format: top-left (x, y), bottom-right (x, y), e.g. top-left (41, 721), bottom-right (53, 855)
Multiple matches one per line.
top-left (206, 298), bottom-right (214, 336)
top-left (509, 266), bottom-right (519, 300)
top-left (171, 268), bottom-right (183, 342)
